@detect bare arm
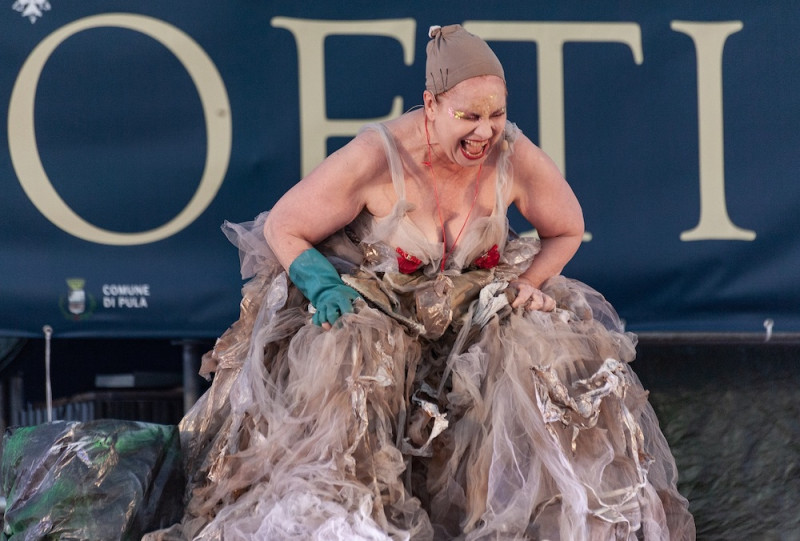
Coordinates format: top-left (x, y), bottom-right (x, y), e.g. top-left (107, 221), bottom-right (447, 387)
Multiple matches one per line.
top-left (509, 135), bottom-right (584, 309)
top-left (264, 131), bottom-right (386, 270)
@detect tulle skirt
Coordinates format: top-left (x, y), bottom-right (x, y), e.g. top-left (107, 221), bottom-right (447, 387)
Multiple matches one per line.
top-left (147, 219), bottom-right (694, 541)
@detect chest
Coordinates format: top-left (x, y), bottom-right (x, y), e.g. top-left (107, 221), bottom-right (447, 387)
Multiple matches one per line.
top-left (405, 163), bottom-right (499, 245)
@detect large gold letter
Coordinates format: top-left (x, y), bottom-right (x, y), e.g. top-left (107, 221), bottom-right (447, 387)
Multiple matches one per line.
top-left (465, 21), bottom-right (643, 178)
top-left (466, 21), bottom-right (642, 242)
top-left (672, 21), bottom-right (755, 241)
top-left (8, 13), bottom-right (232, 245)
top-left (271, 17), bottom-right (416, 177)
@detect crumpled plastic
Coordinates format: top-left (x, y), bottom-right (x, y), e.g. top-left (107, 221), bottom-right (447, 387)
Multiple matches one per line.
top-left (342, 268), bottom-right (496, 338)
top-left (0, 419), bottom-right (184, 540)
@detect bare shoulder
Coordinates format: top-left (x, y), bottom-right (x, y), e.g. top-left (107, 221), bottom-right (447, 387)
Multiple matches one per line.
top-left (506, 129), bottom-right (583, 235)
top-left (508, 131), bottom-right (564, 189)
top-left (319, 127), bottom-right (388, 185)
top-left (381, 109), bottom-right (425, 153)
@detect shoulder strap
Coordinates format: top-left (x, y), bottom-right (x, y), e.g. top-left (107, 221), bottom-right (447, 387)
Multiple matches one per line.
top-left (359, 123), bottom-right (406, 200)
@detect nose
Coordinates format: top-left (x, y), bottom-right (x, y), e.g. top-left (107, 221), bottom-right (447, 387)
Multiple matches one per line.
top-left (473, 118), bottom-right (494, 140)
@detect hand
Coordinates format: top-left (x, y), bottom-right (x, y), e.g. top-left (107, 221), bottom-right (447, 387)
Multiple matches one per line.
top-left (510, 279), bottom-right (556, 312)
top-left (311, 286), bottom-right (360, 327)
top-left (289, 248), bottom-right (363, 329)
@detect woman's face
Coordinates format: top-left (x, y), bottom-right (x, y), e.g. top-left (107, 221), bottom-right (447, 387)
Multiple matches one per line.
top-left (426, 75), bottom-right (507, 167)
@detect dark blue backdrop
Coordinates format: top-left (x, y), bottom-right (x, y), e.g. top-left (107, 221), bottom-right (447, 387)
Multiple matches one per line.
top-left (2, 1), bottom-right (798, 337)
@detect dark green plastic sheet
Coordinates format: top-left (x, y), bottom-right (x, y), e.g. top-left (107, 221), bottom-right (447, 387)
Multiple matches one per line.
top-left (0, 420), bottom-right (184, 540)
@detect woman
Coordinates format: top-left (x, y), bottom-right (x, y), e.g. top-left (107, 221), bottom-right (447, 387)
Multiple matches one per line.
top-left (154, 25), bottom-right (695, 540)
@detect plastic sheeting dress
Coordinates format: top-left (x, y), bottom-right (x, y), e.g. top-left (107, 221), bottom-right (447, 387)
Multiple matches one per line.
top-left (151, 122), bottom-right (695, 540)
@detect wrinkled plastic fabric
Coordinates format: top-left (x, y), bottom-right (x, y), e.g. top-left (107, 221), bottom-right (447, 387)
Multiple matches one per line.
top-left (148, 122), bottom-right (695, 540)
top-left (0, 420), bottom-right (184, 540)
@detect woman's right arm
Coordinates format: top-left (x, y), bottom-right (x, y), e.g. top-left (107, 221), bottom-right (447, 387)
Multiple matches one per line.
top-left (263, 131), bottom-right (388, 327)
top-left (263, 131), bottom-right (384, 270)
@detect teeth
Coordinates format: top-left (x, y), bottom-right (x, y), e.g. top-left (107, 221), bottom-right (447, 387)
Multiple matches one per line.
top-left (463, 140), bottom-right (485, 156)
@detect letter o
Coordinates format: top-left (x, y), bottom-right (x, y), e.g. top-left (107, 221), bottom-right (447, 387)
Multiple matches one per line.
top-left (8, 13), bottom-right (232, 245)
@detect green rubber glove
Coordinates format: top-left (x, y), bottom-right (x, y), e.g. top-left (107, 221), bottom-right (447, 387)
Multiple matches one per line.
top-left (288, 248), bottom-right (362, 326)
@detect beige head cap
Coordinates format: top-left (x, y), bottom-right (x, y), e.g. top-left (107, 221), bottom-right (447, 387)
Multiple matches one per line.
top-left (425, 24), bottom-right (505, 95)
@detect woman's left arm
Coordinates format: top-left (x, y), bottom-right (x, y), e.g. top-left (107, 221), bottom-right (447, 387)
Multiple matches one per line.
top-left (508, 135), bottom-right (585, 310)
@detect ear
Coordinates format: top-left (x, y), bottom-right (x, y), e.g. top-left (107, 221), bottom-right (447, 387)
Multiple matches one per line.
top-left (422, 90), bottom-right (437, 120)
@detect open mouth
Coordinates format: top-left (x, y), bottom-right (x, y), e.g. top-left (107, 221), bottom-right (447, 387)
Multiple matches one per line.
top-left (461, 139), bottom-right (488, 160)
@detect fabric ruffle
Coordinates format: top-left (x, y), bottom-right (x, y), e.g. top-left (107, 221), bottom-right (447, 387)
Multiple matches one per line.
top-left (146, 121), bottom-right (693, 540)
top-left (145, 214), bottom-right (693, 540)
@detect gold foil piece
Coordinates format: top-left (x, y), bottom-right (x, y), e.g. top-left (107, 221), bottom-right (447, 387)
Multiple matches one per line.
top-left (342, 269), bottom-right (495, 339)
